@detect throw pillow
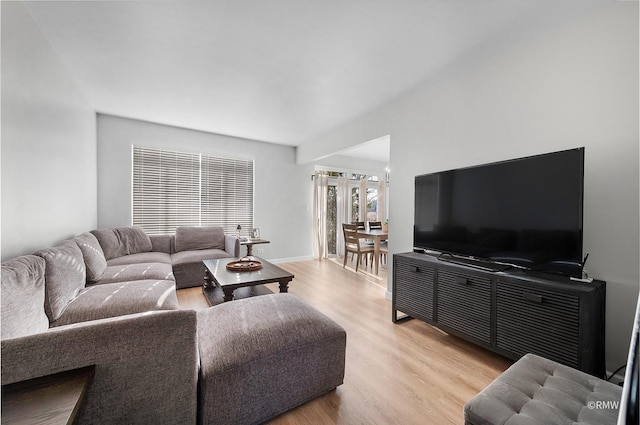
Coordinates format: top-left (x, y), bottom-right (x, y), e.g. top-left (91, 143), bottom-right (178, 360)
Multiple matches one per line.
top-left (74, 232), bottom-right (107, 282)
top-left (34, 240), bottom-right (86, 322)
top-left (1, 255), bottom-right (50, 339)
top-left (175, 226), bottom-right (225, 252)
top-left (91, 226), bottom-right (152, 260)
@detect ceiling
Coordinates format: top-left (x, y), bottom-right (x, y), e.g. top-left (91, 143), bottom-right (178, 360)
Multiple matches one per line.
top-left (23, 0), bottom-right (609, 160)
top-left (337, 135), bottom-right (390, 163)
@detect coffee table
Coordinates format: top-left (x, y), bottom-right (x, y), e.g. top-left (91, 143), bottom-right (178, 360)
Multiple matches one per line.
top-left (202, 257), bottom-right (294, 305)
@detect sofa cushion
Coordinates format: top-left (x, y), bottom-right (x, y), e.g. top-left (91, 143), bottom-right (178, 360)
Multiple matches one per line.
top-left (171, 249), bottom-right (231, 266)
top-left (106, 252), bottom-right (172, 266)
top-left (175, 226), bottom-right (225, 252)
top-left (34, 240), bottom-right (86, 322)
top-left (51, 279), bottom-right (179, 327)
top-left (91, 226), bottom-right (152, 260)
top-left (171, 249), bottom-right (232, 289)
top-left (95, 262), bottom-right (175, 285)
top-left (74, 232), bottom-right (107, 283)
top-left (1, 255), bottom-right (50, 339)
top-left (149, 234), bottom-right (174, 254)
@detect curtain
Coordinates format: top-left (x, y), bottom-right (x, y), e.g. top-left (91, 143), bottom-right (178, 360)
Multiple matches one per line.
top-left (336, 176), bottom-right (350, 257)
top-left (312, 174), bottom-right (329, 260)
top-left (377, 178), bottom-right (387, 224)
top-left (359, 178), bottom-right (367, 222)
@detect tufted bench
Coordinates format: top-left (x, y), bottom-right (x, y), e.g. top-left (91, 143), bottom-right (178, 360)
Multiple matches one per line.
top-left (197, 293), bottom-right (347, 425)
top-left (464, 353), bottom-right (622, 425)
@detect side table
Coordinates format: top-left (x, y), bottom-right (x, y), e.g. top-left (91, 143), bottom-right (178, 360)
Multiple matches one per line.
top-left (2, 365), bottom-right (95, 425)
top-left (240, 239), bottom-right (270, 256)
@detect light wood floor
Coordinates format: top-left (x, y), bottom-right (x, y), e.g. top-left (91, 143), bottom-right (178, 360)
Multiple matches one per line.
top-left (177, 257), bottom-right (512, 425)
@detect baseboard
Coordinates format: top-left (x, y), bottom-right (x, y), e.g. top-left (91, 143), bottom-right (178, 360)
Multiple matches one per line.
top-left (269, 255), bottom-right (314, 264)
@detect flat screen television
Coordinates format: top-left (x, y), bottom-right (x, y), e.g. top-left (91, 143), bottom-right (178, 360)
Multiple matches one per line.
top-left (414, 147), bottom-right (585, 278)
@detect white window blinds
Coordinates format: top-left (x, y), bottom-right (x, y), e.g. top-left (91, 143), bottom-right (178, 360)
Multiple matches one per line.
top-left (132, 145), bottom-right (254, 235)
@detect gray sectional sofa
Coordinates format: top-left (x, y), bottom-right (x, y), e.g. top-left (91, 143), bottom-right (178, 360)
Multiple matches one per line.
top-left (90, 225), bottom-right (240, 290)
top-left (1, 225), bottom-right (347, 425)
top-left (11, 225), bottom-right (238, 328)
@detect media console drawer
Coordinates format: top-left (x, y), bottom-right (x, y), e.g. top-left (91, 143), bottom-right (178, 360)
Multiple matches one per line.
top-left (392, 252), bottom-right (606, 377)
top-left (393, 257), bottom-right (434, 323)
top-left (496, 280), bottom-right (580, 369)
top-left (437, 269), bottom-right (491, 344)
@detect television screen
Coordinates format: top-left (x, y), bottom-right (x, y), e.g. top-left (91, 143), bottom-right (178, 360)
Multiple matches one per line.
top-left (414, 148), bottom-right (584, 277)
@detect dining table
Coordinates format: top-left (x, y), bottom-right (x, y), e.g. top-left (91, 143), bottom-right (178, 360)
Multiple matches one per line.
top-left (356, 228), bottom-right (388, 274)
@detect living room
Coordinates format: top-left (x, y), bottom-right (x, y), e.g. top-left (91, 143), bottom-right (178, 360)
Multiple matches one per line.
top-left (2, 0), bottom-right (639, 423)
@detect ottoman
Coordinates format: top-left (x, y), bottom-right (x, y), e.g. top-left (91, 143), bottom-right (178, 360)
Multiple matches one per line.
top-left (197, 293), bottom-right (347, 425)
top-left (464, 353), bottom-right (622, 425)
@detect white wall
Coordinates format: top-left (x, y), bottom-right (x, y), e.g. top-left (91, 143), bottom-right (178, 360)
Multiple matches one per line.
top-left (1, 2), bottom-right (97, 261)
top-left (301, 2), bottom-right (639, 371)
top-left (97, 114), bottom-right (314, 261)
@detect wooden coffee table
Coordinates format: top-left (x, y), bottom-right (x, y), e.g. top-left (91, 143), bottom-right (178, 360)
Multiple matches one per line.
top-left (202, 257), bottom-right (294, 305)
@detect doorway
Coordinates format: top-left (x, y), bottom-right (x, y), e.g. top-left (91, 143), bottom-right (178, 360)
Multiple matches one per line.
top-left (323, 172), bottom-right (383, 256)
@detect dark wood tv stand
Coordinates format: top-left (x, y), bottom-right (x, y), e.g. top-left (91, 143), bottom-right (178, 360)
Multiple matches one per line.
top-left (392, 252), bottom-right (606, 377)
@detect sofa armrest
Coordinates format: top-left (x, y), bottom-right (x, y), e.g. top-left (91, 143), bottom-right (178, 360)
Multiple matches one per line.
top-left (225, 234), bottom-right (240, 258)
top-left (1, 310), bottom-right (198, 425)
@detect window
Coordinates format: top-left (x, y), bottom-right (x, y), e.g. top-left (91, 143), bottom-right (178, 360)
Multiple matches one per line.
top-left (132, 145), bottom-right (253, 235)
top-left (365, 187), bottom-right (379, 222)
top-left (327, 185), bottom-right (337, 255)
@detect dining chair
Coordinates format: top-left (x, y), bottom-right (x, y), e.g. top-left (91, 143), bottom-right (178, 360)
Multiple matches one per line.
top-left (368, 221), bottom-right (382, 230)
top-left (352, 221), bottom-right (366, 230)
top-left (368, 221), bottom-right (387, 264)
top-left (342, 223), bottom-right (374, 272)
top-left (379, 243), bottom-right (388, 265)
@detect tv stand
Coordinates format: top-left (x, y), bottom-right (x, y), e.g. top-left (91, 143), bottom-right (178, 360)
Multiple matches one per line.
top-left (393, 251), bottom-right (606, 377)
